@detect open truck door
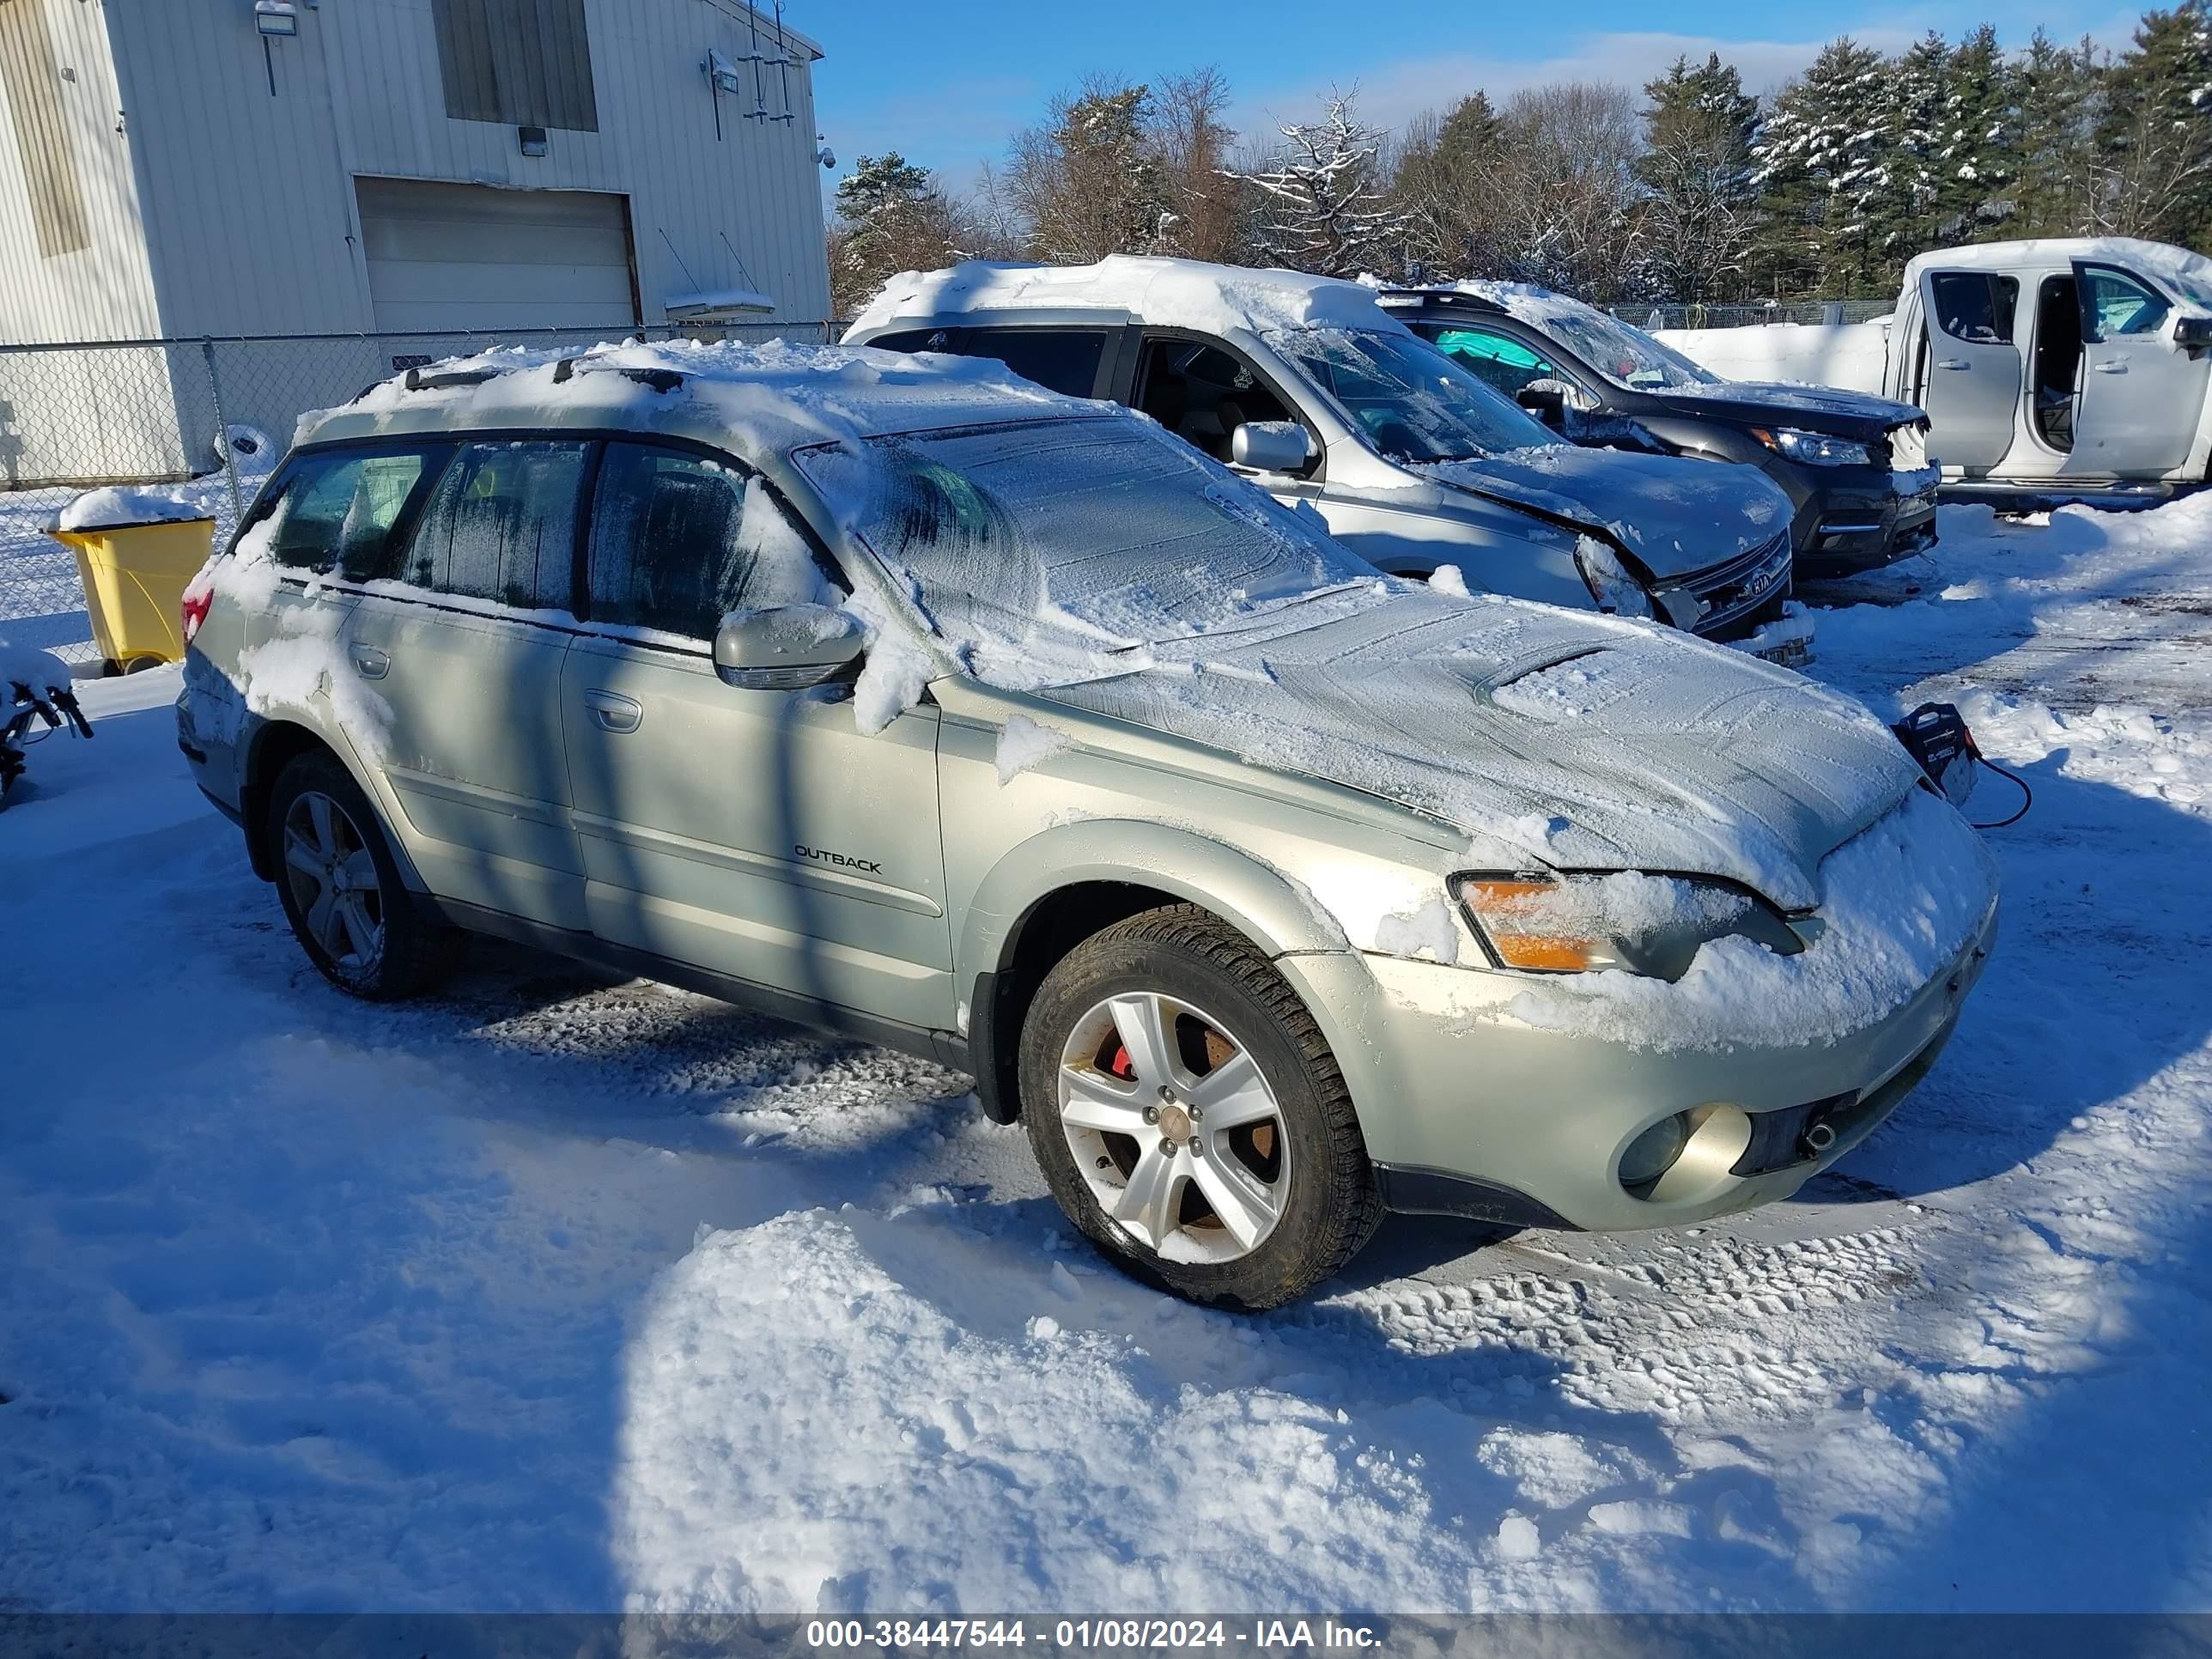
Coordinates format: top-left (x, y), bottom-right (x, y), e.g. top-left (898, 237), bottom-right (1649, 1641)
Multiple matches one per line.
top-left (2071, 261), bottom-right (2212, 476)
top-left (1915, 268), bottom-right (2022, 471)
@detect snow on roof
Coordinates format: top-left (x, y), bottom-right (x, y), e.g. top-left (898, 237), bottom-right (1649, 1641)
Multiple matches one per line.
top-left (1899, 236), bottom-right (2212, 294)
top-left (298, 337), bottom-right (1095, 465)
top-left (846, 257), bottom-right (1409, 340)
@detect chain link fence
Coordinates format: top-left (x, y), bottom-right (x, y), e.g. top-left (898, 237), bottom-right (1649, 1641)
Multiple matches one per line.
top-left (1, 320), bottom-right (836, 665)
top-left (1602, 300), bottom-right (1899, 331)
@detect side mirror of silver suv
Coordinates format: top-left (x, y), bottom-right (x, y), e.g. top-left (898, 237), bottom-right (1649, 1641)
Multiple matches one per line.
top-left (712, 604), bottom-right (866, 690)
top-left (1230, 420), bottom-right (1314, 475)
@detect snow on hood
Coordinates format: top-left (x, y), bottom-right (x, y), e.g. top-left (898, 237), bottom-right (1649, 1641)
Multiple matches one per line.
top-left (1419, 445), bottom-right (1793, 579)
top-left (847, 256), bottom-right (1404, 341)
top-left (1663, 378), bottom-right (1927, 431)
top-left (1034, 587), bottom-right (1920, 910)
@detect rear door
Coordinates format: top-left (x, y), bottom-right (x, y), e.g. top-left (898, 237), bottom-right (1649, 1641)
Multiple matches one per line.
top-left (560, 441), bottom-right (953, 1030)
top-left (2073, 262), bottom-right (2210, 476)
top-left (342, 437), bottom-right (593, 928)
top-left (1916, 269), bottom-right (2022, 471)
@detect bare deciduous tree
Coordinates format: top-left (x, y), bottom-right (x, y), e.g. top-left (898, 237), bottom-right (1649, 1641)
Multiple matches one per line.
top-left (1224, 91), bottom-right (1411, 276)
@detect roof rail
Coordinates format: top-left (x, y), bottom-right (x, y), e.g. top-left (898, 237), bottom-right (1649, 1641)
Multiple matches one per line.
top-left (549, 354), bottom-right (684, 394)
top-left (402, 365), bottom-right (500, 392)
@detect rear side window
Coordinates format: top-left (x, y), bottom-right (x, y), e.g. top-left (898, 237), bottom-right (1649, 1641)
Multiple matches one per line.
top-left (960, 329), bottom-right (1108, 397)
top-left (586, 443), bottom-right (841, 640)
top-left (1929, 272), bottom-right (2018, 343)
top-left (402, 440), bottom-right (591, 609)
top-left (1132, 337), bottom-right (1296, 462)
top-left (257, 444), bottom-right (448, 580)
top-left (860, 327), bottom-right (954, 355)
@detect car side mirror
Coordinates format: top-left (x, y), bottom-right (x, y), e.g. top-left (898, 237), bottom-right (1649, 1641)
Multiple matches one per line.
top-left (2175, 314), bottom-right (2212, 353)
top-left (1231, 420), bottom-right (1314, 475)
top-left (713, 604), bottom-right (863, 690)
top-left (1515, 382), bottom-right (1566, 427)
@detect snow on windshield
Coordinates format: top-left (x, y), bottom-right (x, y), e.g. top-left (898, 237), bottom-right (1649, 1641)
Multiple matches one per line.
top-left (1267, 328), bottom-right (1556, 463)
top-left (794, 414), bottom-right (1383, 689)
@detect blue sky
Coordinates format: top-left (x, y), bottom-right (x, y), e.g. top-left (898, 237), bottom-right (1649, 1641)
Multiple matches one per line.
top-left (804, 0), bottom-right (2141, 197)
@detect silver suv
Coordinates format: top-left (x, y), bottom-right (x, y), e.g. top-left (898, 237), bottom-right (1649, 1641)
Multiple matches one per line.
top-left (178, 341), bottom-right (1997, 1309)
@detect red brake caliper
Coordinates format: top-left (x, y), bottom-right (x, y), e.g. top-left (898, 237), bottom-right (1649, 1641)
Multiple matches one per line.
top-left (1105, 1043), bottom-right (1135, 1081)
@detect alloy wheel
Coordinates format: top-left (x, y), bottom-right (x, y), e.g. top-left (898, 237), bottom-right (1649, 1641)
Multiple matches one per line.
top-left (281, 789), bottom-right (385, 974)
top-left (1056, 990), bottom-right (1291, 1264)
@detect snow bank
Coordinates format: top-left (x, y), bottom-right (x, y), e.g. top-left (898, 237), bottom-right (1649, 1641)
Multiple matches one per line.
top-left (612, 1210), bottom-right (1473, 1611)
top-left (1, 637), bottom-right (73, 708)
top-left (1503, 787), bottom-right (1996, 1052)
top-left (1656, 322), bottom-right (1892, 396)
top-left (55, 483), bottom-right (216, 532)
top-left (847, 256), bottom-right (1404, 343)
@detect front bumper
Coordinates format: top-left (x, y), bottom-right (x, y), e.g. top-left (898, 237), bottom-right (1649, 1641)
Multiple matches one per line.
top-left (1777, 463), bottom-right (1941, 578)
top-left (1284, 901), bottom-right (1997, 1234)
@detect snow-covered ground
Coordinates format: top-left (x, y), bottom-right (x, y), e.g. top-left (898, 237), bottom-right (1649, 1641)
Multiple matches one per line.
top-left (7, 498), bottom-right (2212, 1613)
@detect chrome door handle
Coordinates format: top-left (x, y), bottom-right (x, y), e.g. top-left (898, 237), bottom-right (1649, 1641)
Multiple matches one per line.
top-left (2092, 361), bottom-right (2129, 374)
top-left (1935, 359), bottom-right (1971, 371)
top-left (583, 690), bottom-right (642, 734)
top-left (349, 644), bottom-right (390, 679)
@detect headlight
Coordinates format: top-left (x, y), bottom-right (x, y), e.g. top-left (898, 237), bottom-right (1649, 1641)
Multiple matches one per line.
top-left (1752, 427), bottom-right (1874, 468)
top-left (1573, 536), bottom-right (1654, 619)
top-left (1453, 870), bottom-right (1802, 979)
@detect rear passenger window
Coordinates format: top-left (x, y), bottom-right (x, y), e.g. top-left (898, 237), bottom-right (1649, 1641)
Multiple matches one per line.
top-left (258, 445), bottom-right (447, 580)
top-left (586, 444), bottom-right (842, 640)
top-left (403, 440), bottom-right (590, 610)
top-left (1929, 272), bottom-right (2019, 343)
top-left (961, 329), bottom-right (1108, 397)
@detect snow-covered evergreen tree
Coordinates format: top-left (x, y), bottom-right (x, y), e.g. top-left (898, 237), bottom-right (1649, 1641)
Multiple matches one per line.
top-left (1635, 52), bottom-right (1762, 301)
top-left (1751, 39), bottom-right (1899, 298)
top-left (1889, 33), bottom-right (1958, 253)
top-left (1937, 26), bottom-right (2022, 237)
top-left (1007, 81), bottom-right (1172, 263)
top-left (1224, 94), bottom-right (1411, 276)
top-left (2015, 32), bottom-right (2105, 237)
top-left (828, 153), bottom-right (964, 318)
top-left (1388, 92), bottom-right (1510, 277)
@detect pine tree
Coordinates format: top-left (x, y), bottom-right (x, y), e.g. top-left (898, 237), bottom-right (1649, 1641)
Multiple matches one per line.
top-left (1007, 81), bottom-right (1173, 263)
top-left (1224, 94), bottom-right (1411, 276)
top-left (1635, 52), bottom-right (1762, 301)
top-left (1752, 39), bottom-right (1901, 298)
top-left (1389, 92), bottom-right (1510, 276)
top-left (2094, 1), bottom-right (2212, 245)
top-left (827, 153), bottom-right (964, 318)
top-left (1938, 26), bottom-right (2021, 239)
top-left (2015, 32), bottom-right (2104, 237)
top-left (1889, 33), bottom-right (1958, 253)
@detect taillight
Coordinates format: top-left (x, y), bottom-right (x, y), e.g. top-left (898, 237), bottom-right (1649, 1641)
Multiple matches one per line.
top-left (180, 578), bottom-right (214, 645)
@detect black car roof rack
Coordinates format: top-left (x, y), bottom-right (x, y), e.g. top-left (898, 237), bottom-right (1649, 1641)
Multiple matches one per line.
top-left (550, 355), bottom-right (685, 394)
top-left (402, 365), bottom-right (500, 392)
top-left (1376, 288), bottom-right (1509, 316)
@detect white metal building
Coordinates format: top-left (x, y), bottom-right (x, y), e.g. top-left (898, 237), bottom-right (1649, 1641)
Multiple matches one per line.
top-left (0, 0), bottom-right (833, 483)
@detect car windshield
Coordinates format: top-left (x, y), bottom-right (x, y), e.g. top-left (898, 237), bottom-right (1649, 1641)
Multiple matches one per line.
top-left (790, 414), bottom-right (1382, 687)
top-left (1265, 327), bottom-right (1557, 462)
top-left (1537, 305), bottom-right (1723, 392)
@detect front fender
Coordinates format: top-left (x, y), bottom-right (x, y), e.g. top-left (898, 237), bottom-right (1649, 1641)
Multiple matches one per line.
top-left (956, 816), bottom-right (1352, 991)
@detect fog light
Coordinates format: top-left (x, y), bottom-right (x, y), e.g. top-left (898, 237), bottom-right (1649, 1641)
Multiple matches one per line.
top-left (1619, 1113), bottom-right (1692, 1190)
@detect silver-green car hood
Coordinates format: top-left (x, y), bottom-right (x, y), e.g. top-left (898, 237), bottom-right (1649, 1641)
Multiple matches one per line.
top-left (1031, 588), bottom-right (1919, 912)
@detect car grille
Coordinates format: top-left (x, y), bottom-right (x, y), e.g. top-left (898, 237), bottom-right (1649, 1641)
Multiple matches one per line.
top-left (1886, 421), bottom-right (1930, 471)
top-left (1685, 531), bottom-right (1793, 639)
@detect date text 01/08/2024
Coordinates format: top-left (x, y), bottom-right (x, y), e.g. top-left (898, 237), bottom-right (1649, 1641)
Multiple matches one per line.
top-left (802, 1620), bottom-right (1388, 1651)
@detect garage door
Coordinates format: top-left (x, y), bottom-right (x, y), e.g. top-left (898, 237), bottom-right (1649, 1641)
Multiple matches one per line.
top-left (355, 178), bottom-right (638, 332)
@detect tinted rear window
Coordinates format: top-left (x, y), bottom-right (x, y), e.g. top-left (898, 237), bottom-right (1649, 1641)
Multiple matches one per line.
top-left (961, 329), bottom-right (1108, 398)
top-left (402, 440), bottom-right (591, 609)
top-left (257, 444), bottom-right (450, 581)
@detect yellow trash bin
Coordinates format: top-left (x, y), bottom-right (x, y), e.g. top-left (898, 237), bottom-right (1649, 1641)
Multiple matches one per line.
top-left (49, 514), bottom-right (216, 673)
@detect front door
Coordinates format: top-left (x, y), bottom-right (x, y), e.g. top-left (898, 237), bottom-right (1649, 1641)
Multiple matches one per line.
top-left (1916, 269), bottom-right (2022, 471)
top-left (560, 441), bottom-right (953, 1030)
top-left (2072, 263), bottom-right (2212, 476)
top-left (342, 437), bottom-right (593, 928)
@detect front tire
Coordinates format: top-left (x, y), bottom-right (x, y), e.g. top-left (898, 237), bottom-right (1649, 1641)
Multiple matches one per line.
top-left (265, 750), bottom-right (462, 1000)
top-left (1019, 904), bottom-right (1382, 1310)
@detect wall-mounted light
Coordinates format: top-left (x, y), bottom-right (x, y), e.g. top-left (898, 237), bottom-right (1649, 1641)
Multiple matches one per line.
top-left (705, 49), bottom-right (744, 97)
top-left (253, 1), bottom-right (300, 37)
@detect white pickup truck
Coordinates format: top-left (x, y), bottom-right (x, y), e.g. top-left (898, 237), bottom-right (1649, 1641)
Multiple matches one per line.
top-left (1661, 237), bottom-right (2212, 509)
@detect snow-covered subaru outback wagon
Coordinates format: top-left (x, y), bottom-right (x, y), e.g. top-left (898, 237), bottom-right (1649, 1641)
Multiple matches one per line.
top-left (847, 257), bottom-right (1811, 662)
top-left (177, 340), bottom-right (1997, 1309)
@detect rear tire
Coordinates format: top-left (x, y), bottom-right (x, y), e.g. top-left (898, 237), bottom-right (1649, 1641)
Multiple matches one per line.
top-left (1019, 903), bottom-right (1382, 1310)
top-left (265, 750), bottom-right (464, 1000)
